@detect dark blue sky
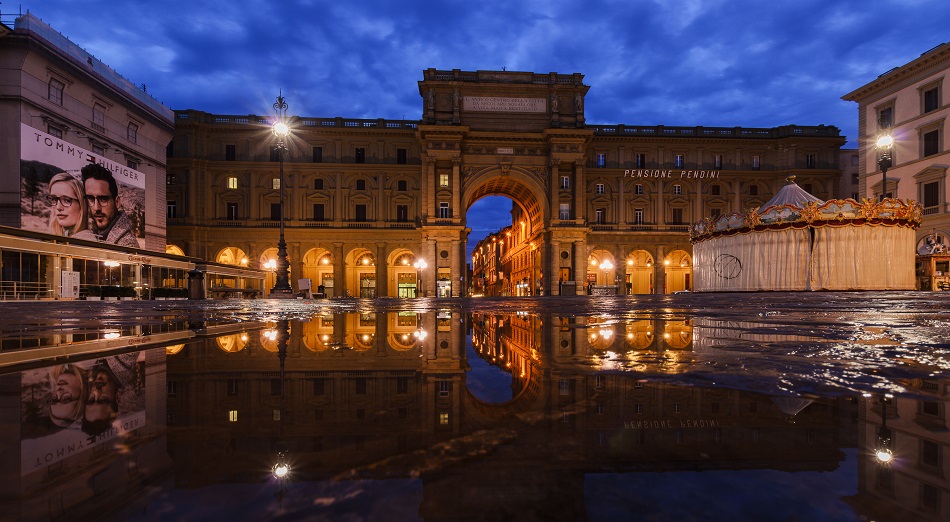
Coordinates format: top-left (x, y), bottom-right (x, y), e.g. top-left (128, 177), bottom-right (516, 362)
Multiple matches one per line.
top-left (16, 0), bottom-right (950, 249)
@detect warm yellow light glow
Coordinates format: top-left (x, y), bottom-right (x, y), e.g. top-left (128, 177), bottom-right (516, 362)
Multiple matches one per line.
top-left (321, 257), bottom-right (330, 265)
top-left (240, 258), bottom-right (248, 266)
top-left (273, 121), bottom-right (290, 137)
top-left (103, 260), bottom-right (120, 268)
top-left (362, 257), bottom-right (370, 265)
top-left (876, 135), bottom-right (894, 148)
top-left (264, 329), bottom-right (277, 341)
top-left (265, 259), bottom-right (277, 270)
top-left (273, 463), bottom-right (289, 478)
top-left (875, 449), bottom-right (893, 463)
top-left (664, 260), bottom-right (671, 266)
top-left (627, 259), bottom-right (633, 266)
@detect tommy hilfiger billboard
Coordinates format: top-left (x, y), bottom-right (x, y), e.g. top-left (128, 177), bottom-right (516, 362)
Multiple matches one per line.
top-left (20, 123), bottom-right (145, 248)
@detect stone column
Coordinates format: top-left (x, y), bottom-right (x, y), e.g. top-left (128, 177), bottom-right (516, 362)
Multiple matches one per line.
top-left (575, 162), bottom-right (587, 222)
top-left (655, 245), bottom-right (666, 294)
top-left (549, 159), bottom-right (560, 220)
top-left (656, 180), bottom-right (666, 225)
top-left (451, 157), bottom-right (461, 219)
top-left (574, 240), bottom-right (587, 295)
top-left (548, 239), bottom-right (560, 295)
top-left (333, 242), bottom-right (345, 297)
top-left (375, 243), bottom-right (387, 297)
top-left (334, 171), bottom-right (344, 224)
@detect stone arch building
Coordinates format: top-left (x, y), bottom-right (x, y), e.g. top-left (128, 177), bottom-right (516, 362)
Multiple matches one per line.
top-left (167, 69), bottom-right (845, 296)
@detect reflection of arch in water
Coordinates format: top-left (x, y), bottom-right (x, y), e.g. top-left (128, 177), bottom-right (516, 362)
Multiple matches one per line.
top-left (662, 320), bottom-right (693, 350)
top-left (166, 344), bottom-right (185, 355)
top-left (216, 332), bottom-right (249, 353)
top-left (587, 322), bottom-right (618, 351)
top-left (624, 320), bottom-right (655, 350)
top-left (302, 319), bottom-right (333, 352)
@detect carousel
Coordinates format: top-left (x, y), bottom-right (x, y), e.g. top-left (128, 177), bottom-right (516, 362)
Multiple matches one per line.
top-left (690, 177), bottom-right (922, 292)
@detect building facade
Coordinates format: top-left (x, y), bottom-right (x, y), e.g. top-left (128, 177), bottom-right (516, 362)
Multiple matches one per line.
top-left (843, 41), bottom-right (950, 254)
top-left (0, 13), bottom-right (263, 300)
top-left (167, 69), bottom-right (845, 297)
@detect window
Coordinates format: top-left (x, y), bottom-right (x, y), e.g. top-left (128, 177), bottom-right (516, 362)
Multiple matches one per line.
top-left (749, 185), bottom-right (759, 196)
top-left (313, 203), bottom-right (325, 221)
top-left (852, 174), bottom-right (859, 184)
top-left (227, 379), bottom-right (238, 396)
top-left (225, 144), bottom-right (236, 161)
top-left (595, 375), bottom-right (605, 390)
top-left (127, 159), bottom-right (139, 170)
top-left (439, 202), bottom-right (450, 219)
top-left (559, 379), bottom-right (570, 396)
top-left (127, 122), bottom-right (138, 144)
top-left (635, 403), bottom-right (643, 414)
top-left (751, 155), bottom-right (760, 170)
top-left (355, 204), bottom-right (367, 221)
top-left (355, 147), bottom-right (365, 163)
top-left (672, 208), bottom-right (684, 224)
top-left (561, 176), bottom-right (570, 189)
top-left (923, 85), bottom-right (940, 113)
top-left (92, 104), bottom-right (105, 131)
top-left (167, 381), bottom-right (178, 397)
top-left (636, 153), bottom-right (646, 168)
top-left (806, 154), bottom-right (816, 168)
top-left (924, 182), bottom-right (940, 208)
top-left (396, 377), bottom-right (409, 394)
top-left (397, 148), bottom-right (407, 164)
top-left (439, 381), bottom-right (451, 397)
top-left (312, 146), bottom-right (323, 163)
top-left (714, 154), bottom-right (723, 169)
top-left (595, 183), bottom-right (605, 194)
top-left (851, 154), bottom-right (858, 166)
top-left (356, 179), bottom-right (366, 191)
top-left (922, 440), bottom-right (939, 467)
top-left (923, 129), bottom-right (940, 157)
top-left (48, 78), bottom-right (64, 105)
top-left (673, 184), bottom-right (682, 195)
top-left (228, 410), bottom-right (238, 422)
top-left (355, 378), bottom-right (367, 395)
top-left (226, 202), bottom-right (238, 220)
top-left (227, 177), bottom-right (238, 189)
top-left (711, 184), bottom-right (721, 196)
top-left (47, 125), bottom-right (63, 139)
top-left (397, 205), bottom-right (408, 222)
top-left (559, 203), bottom-right (570, 220)
top-left (92, 144), bottom-right (105, 155)
top-left (879, 106), bottom-right (893, 129)
top-left (270, 203), bottom-right (281, 221)
top-left (596, 153), bottom-right (606, 167)
top-left (439, 412), bottom-right (449, 425)
top-left (313, 378), bottom-right (325, 395)
top-left (270, 379), bottom-right (282, 396)
top-left (439, 173), bottom-right (449, 187)
top-left (710, 208), bottom-right (721, 218)
top-left (167, 201), bottom-right (177, 218)
top-left (595, 209), bottom-right (605, 224)
top-left (635, 184), bottom-right (643, 195)
top-left (272, 178), bottom-right (280, 190)
top-left (673, 403), bottom-right (681, 414)
top-left (398, 179), bottom-right (407, 191)
top-left (675, 154), bottom-right (684, 168)
top-left (166, 175), bottom-right (175, 185)
top-left (634, 208), bottom-right (644, 224)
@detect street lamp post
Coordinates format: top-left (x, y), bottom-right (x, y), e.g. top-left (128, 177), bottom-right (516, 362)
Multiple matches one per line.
top-left (876, 133), bottom-right (893, 201)
top-left (270, 94), bottom-right (294, 298)
top-left (599, 259), bottom-right (613, 294)
top-left (413, 259), bottom-right (427, 297)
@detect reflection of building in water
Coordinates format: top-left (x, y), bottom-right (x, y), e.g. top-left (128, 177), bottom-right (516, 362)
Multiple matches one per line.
top-left (1, 348), bottom-right (169, 521)
top-left (846, 378), bottom-right (950, 521)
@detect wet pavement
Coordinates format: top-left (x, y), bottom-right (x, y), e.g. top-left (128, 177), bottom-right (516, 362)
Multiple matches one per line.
top-left (1, 292), bottom-right (949, 521)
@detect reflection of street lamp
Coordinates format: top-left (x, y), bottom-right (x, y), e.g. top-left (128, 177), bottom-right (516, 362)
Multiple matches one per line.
top-left (270, 94), bottom-right (293, 298)
top-left (875, 393), bottom-right (894, 464)
top-left (413, 259), bottom-right (427, 298)
top-left (876, 133), bottom-right (894, 201)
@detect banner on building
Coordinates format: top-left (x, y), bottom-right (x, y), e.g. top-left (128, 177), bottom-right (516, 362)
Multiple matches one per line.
top-left (20, 123), bottom-right (146, 248)
top-left (19, 351), bottom-right (147, 475)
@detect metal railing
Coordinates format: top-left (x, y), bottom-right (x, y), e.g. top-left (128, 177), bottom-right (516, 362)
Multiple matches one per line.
top-left (0, 281), bottom-right (54, 300)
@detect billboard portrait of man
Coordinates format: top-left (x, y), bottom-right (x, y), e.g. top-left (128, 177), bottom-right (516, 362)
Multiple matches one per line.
top-left (81, 164), bottom-right (139, 247)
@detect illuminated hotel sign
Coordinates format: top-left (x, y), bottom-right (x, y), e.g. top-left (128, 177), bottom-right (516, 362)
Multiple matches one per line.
top-left (464, 96), bottom-right (546, 113)
top-left (625, 169), bottom-right (722, 179)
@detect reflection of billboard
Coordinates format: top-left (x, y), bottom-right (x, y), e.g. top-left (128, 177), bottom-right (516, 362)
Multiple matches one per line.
top-left (20, 123), bottom-right (145, 248)
top-left (19, 351), bottom-right (147, 475)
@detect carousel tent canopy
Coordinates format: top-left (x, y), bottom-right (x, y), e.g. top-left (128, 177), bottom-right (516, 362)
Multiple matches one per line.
top-left (759, 177), bottom-right (823, 211)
